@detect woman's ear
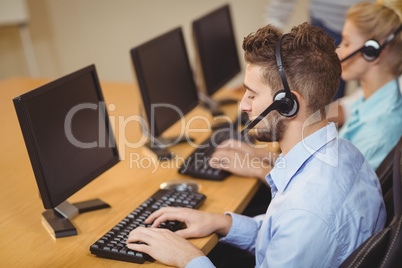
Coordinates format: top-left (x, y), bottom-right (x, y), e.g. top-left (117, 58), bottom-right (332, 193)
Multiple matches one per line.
top-left (370, 47), bottom-right (388, 66)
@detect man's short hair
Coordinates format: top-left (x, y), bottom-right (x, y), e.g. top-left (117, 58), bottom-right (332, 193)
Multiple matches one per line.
top-left (242, 22), bottom-right (341, 114)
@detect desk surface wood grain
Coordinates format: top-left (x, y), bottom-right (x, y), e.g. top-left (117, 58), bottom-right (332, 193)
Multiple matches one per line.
top-left (0, 77), bottom-right (265, 267)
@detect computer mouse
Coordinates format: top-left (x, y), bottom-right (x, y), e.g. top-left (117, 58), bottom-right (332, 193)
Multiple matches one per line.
top-left (159, 179), bottom-right (201, 192)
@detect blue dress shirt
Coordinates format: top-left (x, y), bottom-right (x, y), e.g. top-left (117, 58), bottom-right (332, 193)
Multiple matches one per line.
top-left (339, 79), bottom-right (402, 170)
top-left (186, 123), bottom-right (386, 268)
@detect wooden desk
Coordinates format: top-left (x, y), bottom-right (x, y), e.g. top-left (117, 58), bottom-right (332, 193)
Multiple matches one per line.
top-left (0, 77), bottom-right (261, 267)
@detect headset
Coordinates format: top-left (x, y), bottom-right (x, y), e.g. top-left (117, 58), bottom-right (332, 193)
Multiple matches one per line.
top-left (241, 35), bottom-right (299, 136)
top-left (341, 24), bottom-right (402, 63)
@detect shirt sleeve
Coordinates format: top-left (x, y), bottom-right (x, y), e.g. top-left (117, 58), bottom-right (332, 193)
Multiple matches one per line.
top-left (261, 210), bottom-right (345, 267)
top-left (185, 256), bottom-right (215, 268)
top-left (219, 213), bottom-right (264, 254)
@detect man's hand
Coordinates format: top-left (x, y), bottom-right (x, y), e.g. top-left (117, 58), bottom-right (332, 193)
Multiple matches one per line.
top-left (126, 227), bottom-right (204, 268)
top-left (126, 207), bottom-right (232, 267)
top-left (146, 207), bottom-right (232, 238)
top-left (209, 140), bottom-right (275, 181)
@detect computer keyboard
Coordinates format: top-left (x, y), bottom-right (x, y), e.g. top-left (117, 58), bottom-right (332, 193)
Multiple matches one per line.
top-left (178, 129), bottom-right (252, 180)
top-left (90, 188), bottom-right (206, 264)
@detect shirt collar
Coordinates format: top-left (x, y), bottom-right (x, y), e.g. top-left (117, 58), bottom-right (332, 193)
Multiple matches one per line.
top-left (266, 123), bottom-right (338, 193)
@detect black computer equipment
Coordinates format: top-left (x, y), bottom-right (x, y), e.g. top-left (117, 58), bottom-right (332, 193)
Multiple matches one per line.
top-left (13, 65), bottom-right (119, 238)
top-left (178, 128), bottom-right (253, 180)
top-left (90, 187), bottom-right (206, 263)
top-left (130, 27), bottom-right (199, 159)
top-left (192, 4), bottom-right (241, 115)
top-left (178, 129), bottom-right (233, 180)
top-left (177, 5), bottom-right (249, 181)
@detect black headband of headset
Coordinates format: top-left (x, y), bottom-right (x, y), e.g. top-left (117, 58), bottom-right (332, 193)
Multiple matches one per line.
top-left (241, 35), bottom-right (297, 136)
top-left (275, 35), bottom-right (293, 100)
top-left (340, 24), bottom-right (402, 63)
top-left (382, 24), bottom-right (402, 48)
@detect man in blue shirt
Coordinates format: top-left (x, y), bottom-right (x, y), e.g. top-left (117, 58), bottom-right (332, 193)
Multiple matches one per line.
top-left (126, 23), bottom-right (386, 267)
top-left (209, 1), bottom-right (402, 184)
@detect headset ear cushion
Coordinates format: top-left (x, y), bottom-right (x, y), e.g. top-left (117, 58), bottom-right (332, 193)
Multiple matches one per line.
top-left (273, 90), bottom-right (299, 117)
top-left (273, 90), bottom-right (287, 102)
top-left (362, 40), bottom-right (381, 61)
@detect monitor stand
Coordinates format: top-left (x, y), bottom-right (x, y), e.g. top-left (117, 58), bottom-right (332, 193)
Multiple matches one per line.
top-left (198, 92), bottom-right (224, 116)
top-left (139, 113), bottom-right (194, 160)
top-left (145, 135), bottom-right (192, 160)
top-left (198, 92), bottom-right (239, 130)
top-left (42, 199), bottom-right (110, 238)
top-left (198, 92), bottom-right (238, 109)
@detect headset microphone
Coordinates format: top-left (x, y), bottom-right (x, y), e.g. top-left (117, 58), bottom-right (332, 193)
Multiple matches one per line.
top-left (240, 101), bottom-right (282, 136)
top-left (241, 35), bottom-right (299, 136)
top-left (341, 25), bottom-right (402, 63)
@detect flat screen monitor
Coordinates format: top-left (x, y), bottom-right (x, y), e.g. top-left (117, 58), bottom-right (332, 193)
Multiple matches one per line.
top-left (192, 4), bottom-right (241, 97)
top-left (13, 65), bottom-right (119, 234)
top-left (130, 27), bottom-right (199, 139)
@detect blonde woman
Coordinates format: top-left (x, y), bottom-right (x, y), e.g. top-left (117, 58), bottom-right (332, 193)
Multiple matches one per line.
top-left (337, 0), bottom-right (402, 170)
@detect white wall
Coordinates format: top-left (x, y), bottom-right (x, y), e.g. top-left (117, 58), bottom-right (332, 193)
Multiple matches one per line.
top-left (0, 0), bottom-right (309, 84)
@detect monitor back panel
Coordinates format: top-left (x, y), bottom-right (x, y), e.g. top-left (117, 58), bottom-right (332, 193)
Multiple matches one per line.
top-left (193, 4), bottom-right (241, 96)
top-left (130, 27), bottom-right (199, 138)
top-left (13, 65), bottom-right (119, 209)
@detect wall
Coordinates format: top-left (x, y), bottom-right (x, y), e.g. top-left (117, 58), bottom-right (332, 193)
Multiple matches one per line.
top-left (0, 0), bottom-right (309, 84)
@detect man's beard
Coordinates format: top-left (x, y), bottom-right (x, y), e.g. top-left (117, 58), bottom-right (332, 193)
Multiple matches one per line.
top-left (253, 112), bottom-right (286, 142)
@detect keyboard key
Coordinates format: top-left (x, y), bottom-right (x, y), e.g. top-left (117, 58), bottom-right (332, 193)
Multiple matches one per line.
top-left (90, 188), bottom-right (206, 264)
top-left (178, 130), bottom-right (255, 180)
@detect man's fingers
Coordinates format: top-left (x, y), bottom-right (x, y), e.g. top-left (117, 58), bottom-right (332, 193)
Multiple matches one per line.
top-left (126, 227), bottom-right (151, 244)
top-left (175, 228), bottom-right (197, 238)
top-left (126, 242), bottom-right (149, 253)
top-left (145, 207), bottom-right (187, 227)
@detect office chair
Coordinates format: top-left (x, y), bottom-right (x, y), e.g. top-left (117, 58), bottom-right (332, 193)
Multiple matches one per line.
top-left (376, 139), bottom-right (399, 225)
top-left (339, 136), bottom-right (402, 268)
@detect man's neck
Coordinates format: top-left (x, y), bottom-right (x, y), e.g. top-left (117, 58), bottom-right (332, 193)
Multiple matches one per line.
top-left (279, 117), bottom-right (329, 156)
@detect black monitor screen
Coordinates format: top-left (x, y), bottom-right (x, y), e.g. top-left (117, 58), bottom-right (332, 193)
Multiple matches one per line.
top-left (130, 27), bottom-right (199, 138)
top-left (13, 65), bottom-right (119, 209)
top-left (192, 4), bottom-right (241, 96)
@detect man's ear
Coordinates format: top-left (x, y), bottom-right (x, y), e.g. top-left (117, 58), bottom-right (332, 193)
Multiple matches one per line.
top-left (287, 90), bottom-right (302, 119)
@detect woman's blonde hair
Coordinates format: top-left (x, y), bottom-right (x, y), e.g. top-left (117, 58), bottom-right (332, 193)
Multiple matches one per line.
top-left (347, 1), bottom-right (402, 76)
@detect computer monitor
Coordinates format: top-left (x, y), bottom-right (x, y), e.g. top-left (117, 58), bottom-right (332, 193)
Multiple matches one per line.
top-left (130, 27), bottom-right (199, 158)
top-left (192, 4), bottom-right (241, 112)
top-left (13, 65), bottom-right (119, 238)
